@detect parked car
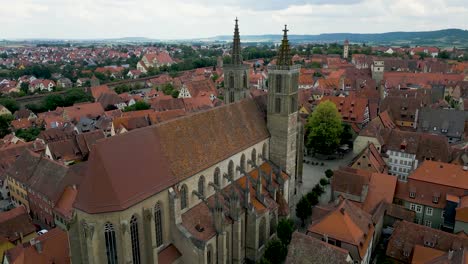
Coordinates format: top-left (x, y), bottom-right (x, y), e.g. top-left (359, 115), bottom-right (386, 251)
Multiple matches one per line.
top-left (37, 229), bottom-right (48, 235)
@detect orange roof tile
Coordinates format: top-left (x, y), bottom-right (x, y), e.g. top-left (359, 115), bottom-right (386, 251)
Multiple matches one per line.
top-left (308, 199), bottom-right (374, 259)
top-left (410, 161), bottom-right (468, 189)
top-left (362, 173), bottom-right (397, 213)
top-left (411, 244), bottom-right (445, 264)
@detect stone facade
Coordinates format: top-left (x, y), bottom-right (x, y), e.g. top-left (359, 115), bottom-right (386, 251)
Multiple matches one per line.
top-left (371, 60), bottom-right (384, 84)
top-left (69, 140), bottom-right (290, 264)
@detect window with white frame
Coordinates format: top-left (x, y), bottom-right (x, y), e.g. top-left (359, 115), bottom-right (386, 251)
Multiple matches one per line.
top-left (424, 220), bottom-right (432, 227)
top-left (409, 191), bottom-right (415, 198)
top-left (426, 207), bottom-right (433, 216)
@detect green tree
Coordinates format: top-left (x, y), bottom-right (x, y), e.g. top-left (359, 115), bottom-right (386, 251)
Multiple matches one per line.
top-left (320, 178), bottom-right (329, 186)
top-left (437, 50), bottom-right (450, 59)
top-left (306, 101), bottom-right (343, 155)
top-left (42, 94), bottom-right (65, 111)
top-left (341, 122), bottom-right (354, 145)
top-left (296, 196), bottom-right (312, 227)
top-left (20, 82), bottom-right (29, 94)
top-left (0, 98), bottom-right (20, 113)
top-left (15, 127), bottom-right (42, 142)
top-left (277, 218), bottom-right (295, 246)
top-left (312, 184), bottom-right (324, 196)
top-left (306, 191), bottom-right (319, 206)
top-left (325, 169), bottom-right (334, 179)
top-left (123, 101), bottom-right (150, 112)
top-left (171, 90), bottom-right (180, 98)
top-left (0, 115), bottom-right (13, 138)
top-left (262, 238), bottom-right (287, 264)
top-left (63, 88), bottom-right (93, 106)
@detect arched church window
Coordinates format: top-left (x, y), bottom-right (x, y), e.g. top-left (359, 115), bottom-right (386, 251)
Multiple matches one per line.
top-left (262, 143), bottom-right (267, 161)
top-left (251, 149), bottom-right (257, 166)
top-left (207, 244), bottom-right (213, 264)
top-left (269, 213), bottom-right (276, 236)
top-left (154, 202), bottom-right (163, 247)
top-left (228, 160), bottom-right (235, 180)
top-left (275, 98), bottom-right (281, 113)
top-left (180, 184), bottom-right (188, 209)
top-left (104, 222), bottom-right (118, 264)
top-left (130, 215), bottom-right (141, 264)
top-left (229, 90), bottom-right (235, 103)
top-left (213, 167), bottom-right (220, 187)
top-left (259, 217), bottom-right (266, 248)
top-left (240, 154), bottom-right (246, 172)
top-left (229, 73), bottom-right (234, 89)
top-left (276, 75), bottom-right (282, 93)
top-left (198, 176), bottom-right (205, 196)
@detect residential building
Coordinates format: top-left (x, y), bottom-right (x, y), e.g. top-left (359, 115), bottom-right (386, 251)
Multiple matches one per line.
top-left (386, 221), bottom-right (468, 263)
top-left (417, 108), bottom-right (467, 144)
top-left (394, 161), bottom-right (468, 232)
top-left (286, 232), bottom-right (353, 264)
top-left (349, 143), bottom-right (388, 173)
top-left (455, 196), bottom-right (468, 235)
top-left (319, 96), bottom-right (370, 128)
top-left (383, 130), bottom-right (450, 181)
top-left (178, 79), bottom-right (218, 101)
top-left (0, 105), bottom-right (11, 116)
top-left (0, 206), bottom-right (36, 248)
top-left (5, 150), bottom-right (72, 227)
top-left (307, 199), bottom-right (375, 264)
top-left (2, 228), bottom-right (70, 264)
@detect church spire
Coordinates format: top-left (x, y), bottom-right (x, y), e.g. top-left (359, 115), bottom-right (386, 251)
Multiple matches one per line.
top-left (232, 17), bottom-right (242, 65)
top-left (277, 25), bottom-right (292, 66)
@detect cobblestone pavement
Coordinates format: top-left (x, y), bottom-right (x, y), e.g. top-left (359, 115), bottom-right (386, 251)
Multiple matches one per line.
top-left (301, 152), bottom-right (355, 205)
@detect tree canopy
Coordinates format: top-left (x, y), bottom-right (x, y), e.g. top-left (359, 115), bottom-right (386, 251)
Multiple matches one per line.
top-left (306, 100), bottom-right (343, 155)
top-left (0, 98), bottom-right (20, 113)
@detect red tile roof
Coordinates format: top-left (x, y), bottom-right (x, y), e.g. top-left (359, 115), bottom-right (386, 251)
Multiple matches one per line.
top-left (0, 206), bottom-right (36, 243)
top-left (75, 99), bottom-right (269, 213)
top-left (320, 96), bottom-right (368, 124)
top-left (4, 228), bottom-right (70, 264)
top-left (286, 232), bottom-right (351, 264)
top-left (409, 161), bottom-right (468, 189)
top-left (386, 221), bottom-right (468, 263)
top-left (307, 199), bottom-right (374, 259)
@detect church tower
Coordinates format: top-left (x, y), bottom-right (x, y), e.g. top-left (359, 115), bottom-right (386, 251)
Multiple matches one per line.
top-left (223, 18), bottom-right (249, 104)
top-left (267, 25), bottom-right (301, 206)
top-left (343, 39), bottom-right (349, 59)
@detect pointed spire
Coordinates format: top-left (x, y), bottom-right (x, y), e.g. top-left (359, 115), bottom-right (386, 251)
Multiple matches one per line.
top-left (232, 17), bottom-right (243, 65)
top-left (277, 24), bottom-right (292, 66)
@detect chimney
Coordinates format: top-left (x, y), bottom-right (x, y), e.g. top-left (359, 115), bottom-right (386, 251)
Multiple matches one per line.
top-left (340, 207), bottom-right (345, 215)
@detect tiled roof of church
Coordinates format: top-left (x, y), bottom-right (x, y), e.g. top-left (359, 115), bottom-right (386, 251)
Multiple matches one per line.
top-left (181, 162), bottom-right (287, 242)
top-left (74, 98), bottom-right (269, 214)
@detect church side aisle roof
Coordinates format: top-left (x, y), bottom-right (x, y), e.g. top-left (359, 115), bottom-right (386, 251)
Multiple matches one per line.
top-left (74, 98), bottom-right (269, 214)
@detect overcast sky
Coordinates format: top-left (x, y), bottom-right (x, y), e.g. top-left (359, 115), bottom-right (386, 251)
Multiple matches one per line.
top-left (1, 0), bottom-right (467, 39)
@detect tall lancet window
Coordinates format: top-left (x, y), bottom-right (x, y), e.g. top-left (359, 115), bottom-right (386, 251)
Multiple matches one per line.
top-left (180, 184), bottom-right (188, 209)
top-left (104, 222), bottom-right (118, 264)
top-left (276, 75), bottom-right (282, 93)
top-left (198, 176), bottom-right (205, 196)
top-left (154, 202), bottom-right (164, 247)
top-left (130, 215), bottom-right (141, 264)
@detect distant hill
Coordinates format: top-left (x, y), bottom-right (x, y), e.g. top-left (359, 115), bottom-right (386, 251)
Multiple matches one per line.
top-left (203, 29), bottom-right (468, 47)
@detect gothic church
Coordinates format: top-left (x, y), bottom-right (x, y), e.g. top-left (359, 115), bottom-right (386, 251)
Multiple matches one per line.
top-left (69, 20), bottom-right (304, 264)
